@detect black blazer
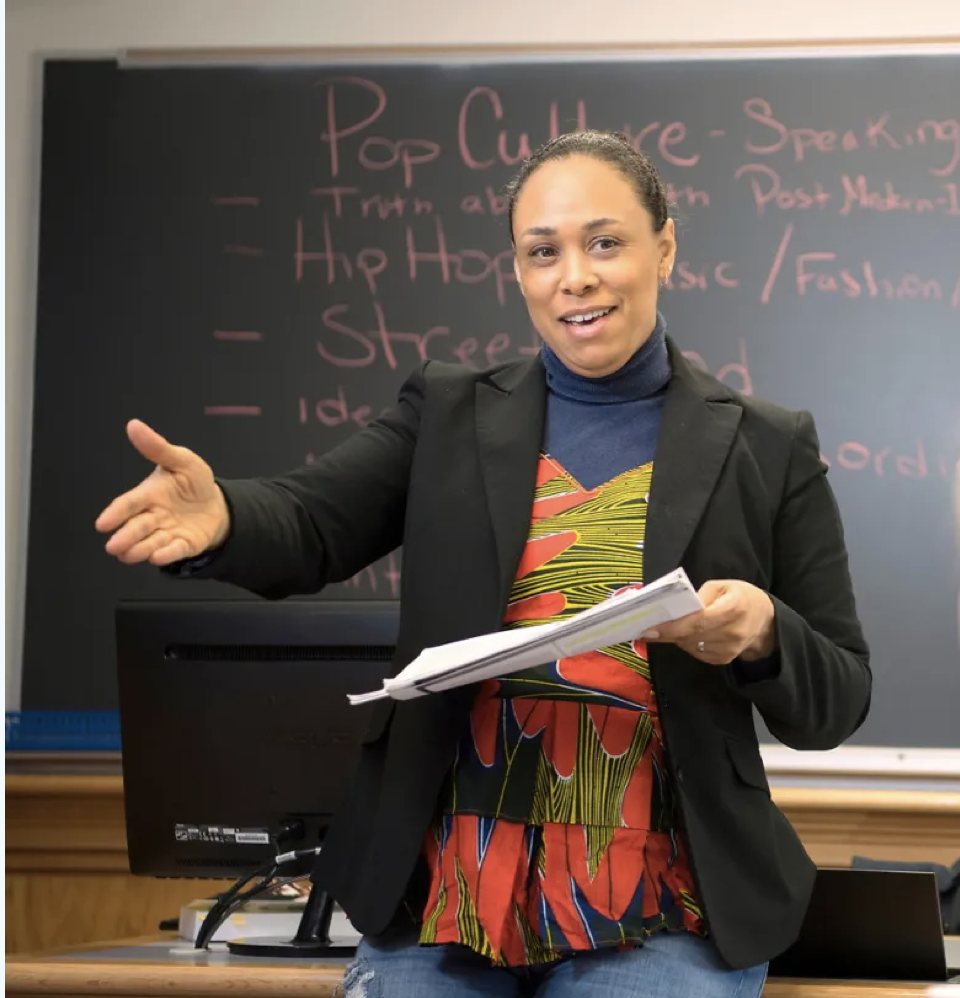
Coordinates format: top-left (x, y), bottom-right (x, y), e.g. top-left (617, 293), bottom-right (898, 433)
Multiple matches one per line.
top-left (190, 338), bottom-right (871, 970)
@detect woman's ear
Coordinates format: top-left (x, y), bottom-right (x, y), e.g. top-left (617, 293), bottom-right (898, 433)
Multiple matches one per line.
top-left (657, 217), bottom-right (678, 280)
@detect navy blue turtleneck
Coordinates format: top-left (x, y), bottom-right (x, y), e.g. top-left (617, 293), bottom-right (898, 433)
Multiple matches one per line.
top-left (540, 311), bottom-right (670, 489)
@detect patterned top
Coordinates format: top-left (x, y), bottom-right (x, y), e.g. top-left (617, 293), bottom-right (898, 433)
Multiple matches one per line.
top-left (418, 454), bottom-right (704, 967)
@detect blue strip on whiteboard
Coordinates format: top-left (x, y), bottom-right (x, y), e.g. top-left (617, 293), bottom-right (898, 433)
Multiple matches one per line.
top-left (5, 711), bottom-right (121, 751)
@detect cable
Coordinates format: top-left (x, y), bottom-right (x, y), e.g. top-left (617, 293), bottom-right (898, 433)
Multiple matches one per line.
top-left (194, 828), bottom-right (303, 950)
top-left (195, 861), bottom-right (277, 950)
top-left (193, 847), bottom-right (322, 949)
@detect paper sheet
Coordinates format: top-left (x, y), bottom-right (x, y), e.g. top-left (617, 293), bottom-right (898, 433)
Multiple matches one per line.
top-left (348, 567), bottom-right (703, 705)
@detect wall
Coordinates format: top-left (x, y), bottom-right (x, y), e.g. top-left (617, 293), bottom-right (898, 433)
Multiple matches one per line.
top-left (6, 0), bottom-right (960, 708)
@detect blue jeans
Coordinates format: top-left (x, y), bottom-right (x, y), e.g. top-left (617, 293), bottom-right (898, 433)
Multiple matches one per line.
top-left (337, 927), bottom-right (769, 998)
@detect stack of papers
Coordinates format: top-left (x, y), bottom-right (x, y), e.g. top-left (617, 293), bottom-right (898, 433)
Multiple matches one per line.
top-left (348, 567), bottom-right (702, 705)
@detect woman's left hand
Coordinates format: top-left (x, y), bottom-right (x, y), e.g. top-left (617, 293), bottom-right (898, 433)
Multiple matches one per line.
top-left (640, 580), bottom-right (778, 666)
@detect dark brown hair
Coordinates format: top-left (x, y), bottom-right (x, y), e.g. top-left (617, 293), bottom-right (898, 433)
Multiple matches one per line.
top-left (504, 129), bottom-right (671, 240)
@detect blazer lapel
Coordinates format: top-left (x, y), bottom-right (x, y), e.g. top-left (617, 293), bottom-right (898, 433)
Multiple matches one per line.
top-left (476, 356), bottom-right (547, 613)
top-left (645, 340), bottom-right (743, 583)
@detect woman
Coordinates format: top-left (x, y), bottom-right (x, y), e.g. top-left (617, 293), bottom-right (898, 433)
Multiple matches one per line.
top-left (96, 130), bottom-right (871, 998)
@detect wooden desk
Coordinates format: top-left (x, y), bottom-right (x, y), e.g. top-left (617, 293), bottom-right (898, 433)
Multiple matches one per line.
top-left (7, 770), bottom-right (960, 954)
top-left (5, 936), bottom-right (960, 998)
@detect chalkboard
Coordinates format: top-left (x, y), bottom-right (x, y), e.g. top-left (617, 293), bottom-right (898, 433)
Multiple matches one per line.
top-left (24, 54), bottom-right (960, 748)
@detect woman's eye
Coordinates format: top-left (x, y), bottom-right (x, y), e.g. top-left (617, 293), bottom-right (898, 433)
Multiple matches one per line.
top-left (592, 237), bottom-right (619, 251)
top-left (530, 246), bottom-right (556, 260)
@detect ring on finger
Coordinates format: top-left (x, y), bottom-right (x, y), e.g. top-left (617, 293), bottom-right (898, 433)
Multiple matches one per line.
top-left (697, 640), bottom-right (706, 654)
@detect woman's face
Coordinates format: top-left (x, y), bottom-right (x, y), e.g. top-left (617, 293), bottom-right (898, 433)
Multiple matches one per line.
top-left (512, 155), bottom-right (676, 378)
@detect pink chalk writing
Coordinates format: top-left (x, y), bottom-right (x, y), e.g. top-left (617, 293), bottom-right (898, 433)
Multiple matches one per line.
top-left (457, 87), bottom-right (588, 169)
top-left (317, 301), bottom-right (450, 370)
top-left (839, 176), bottom-right (960, 216)
top-left (295, 216), bottom-right (388, 294)
top-left (204, 405), bottom-right (262, 416)
top-left (295, 214), bottom-right (348, 283)
top-left (734, 166), bottom-right (959, 217)
top-left (448, 326), bottom-right (540, 369)
top-left (223, 245), bottom-right (264, 257)
top-left (310, 187), bottom-right (433, 219)
top-left (452, 332), bottom-right (511, 369)
top-left (191, 80), bottom-right (959, 520)
top-left (760, 223), bottom-right (794, 304)
top-left (760, 224), bottom-right (953, 305)
top-left (406, 216), bottom-right (516, 306)
top-left (309, 186), bottom-right (360, 217)
top-left (681, 338), bottom-right (753, 395)
top-left (299, 388), bottom-right (374, 428)
top-left (664, 261), bottom-right (739, 292)
top-left (795, 254), bottom-right (947, 303)
top-left (742, 99), bottom-right (959, 176)
top-left (361, 193), bottom-right (433, 219)
top-left (665, 183), bottom-right (711, 209)
top-left (915, 119), bottom-right (960, 176)
top-left (744, 99), bottom-right (850, 161)
top-left (619, 121), bottom-right (700, 167)
top-left (211, 196), bottom-right (260, 206)
top-left (461, 186), bottom-right (510, 216)
top-left (213, 330), bottom-right (262, 341)
top-left (318, 75), bottom-right (440, 188)
top-left (314, 302), bottom-right (540, 371)
top-left (319, 76), bottom-right (387, 178)
top-left (341, 551), bottom-right (401, 598)
top-left (820, 436), bottom-right (957, 480)
top-left (734, 164), bottom-right (832, 216)
top-left (357, 136), bottom-right (442, 190)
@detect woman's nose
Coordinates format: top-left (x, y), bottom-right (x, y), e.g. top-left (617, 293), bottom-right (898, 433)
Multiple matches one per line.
top-left (559, 253), bottom-right (598, 296)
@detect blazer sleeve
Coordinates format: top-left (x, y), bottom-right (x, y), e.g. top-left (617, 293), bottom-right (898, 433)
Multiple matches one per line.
top-left (164, 363), bottom-right (428, 600)
top-left (728, 409), bottom-right (872, 751)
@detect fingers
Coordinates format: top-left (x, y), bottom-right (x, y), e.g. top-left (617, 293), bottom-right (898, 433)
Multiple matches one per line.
top-left (639, 580), bottom-right (771, 666)
top-left (645, 603), bottom-right (730, 643)
top-left (678, 638), bottom-right (735, 666)
top-left (126, 419), bottom-right (191, 471)
top-left (96, 421), bottom-right (196, 534)
top-left (640, 581), bottom-right (744, 668)
top-left (123, 531), bottom-right (191, 567)
top-left (645, 616), bottom-right (739, 665)
top-left (699, 590), bottom-right (741, 630)
top-left (95, 483), bottom-right (154, 535)
top-left (698, 579), bottom-right (730, 607)
top-left (642, 581), bottom-right (740, 644)
top-left (149, 537), bottom-right (194, 567)
top-left (642, 609), bottom-right (706, 643)
top-left (102, 510), bottom-right (156, 558)
top-left (103, 511), bottom-right (193, 566)
top-left (96, 420), bottom-right (206, 567)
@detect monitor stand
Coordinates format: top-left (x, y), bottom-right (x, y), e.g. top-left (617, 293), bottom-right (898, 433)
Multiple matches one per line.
top-left (226, 882), bottom-right (356, 958)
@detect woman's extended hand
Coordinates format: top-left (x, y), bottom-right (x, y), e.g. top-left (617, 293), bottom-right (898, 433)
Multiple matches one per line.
top-left (95, 419), bottom-right (230, 567)
top-left (641, 580), bottom-right (777, 665)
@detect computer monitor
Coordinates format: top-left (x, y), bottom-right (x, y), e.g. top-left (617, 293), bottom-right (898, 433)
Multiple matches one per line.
top-left (115, 598), bottom-right (399, 957)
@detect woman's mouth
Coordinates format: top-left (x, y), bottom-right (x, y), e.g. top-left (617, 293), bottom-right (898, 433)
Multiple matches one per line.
top-left (559, 306), bottom-right (616, 336)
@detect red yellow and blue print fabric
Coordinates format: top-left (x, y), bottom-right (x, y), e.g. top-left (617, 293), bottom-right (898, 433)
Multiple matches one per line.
top-left (419, 455), bottom-right (704, 966)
